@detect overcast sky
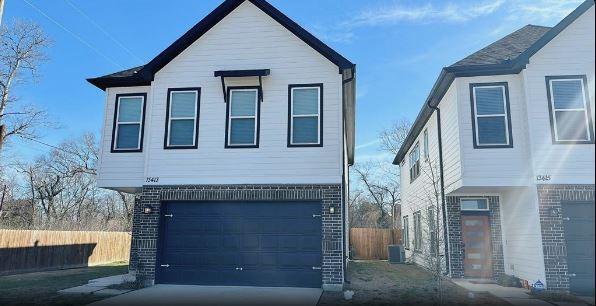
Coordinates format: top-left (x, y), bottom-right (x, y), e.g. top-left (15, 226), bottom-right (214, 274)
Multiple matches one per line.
top-left (3, 0), bottom-right (583, 163)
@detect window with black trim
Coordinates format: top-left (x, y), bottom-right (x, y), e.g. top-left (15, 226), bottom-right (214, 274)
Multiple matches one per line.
top-left (165, 88), bottom-right (200, 149)
top-left (423, 129), bottom-right (429, 159)
top-left (427, 206), bottom-right (437, 257)
top-left (470, 83), bottom-right (513, 148)
top-left (409, 142), bottom-right (420, 182)
top-left (226, 87), bottom-right (260, 148)
top-left (403, 216), bottom-right (410, 249)
top-left (413, 211), bottom-right (422, 252)
top-left (546, 76), bottom-right (594, 144)
top-left (288, 84), bottom-right (323, 147)
top-left (112, 94), bottom-right (146, 152)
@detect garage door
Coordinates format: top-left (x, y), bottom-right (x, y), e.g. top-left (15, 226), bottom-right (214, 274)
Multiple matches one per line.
top-left (156, 201), bottom-right (322, 288)
top-left (562, 201), bottom-right (595, 296)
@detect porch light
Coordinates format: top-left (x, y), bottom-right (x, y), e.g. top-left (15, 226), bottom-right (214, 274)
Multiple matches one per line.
top-left (329, 206), bottom-right (335, 214)
top-left (143, 206), bottom-right (153, 214)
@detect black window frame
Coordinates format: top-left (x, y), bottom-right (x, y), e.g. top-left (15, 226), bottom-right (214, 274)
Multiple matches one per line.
top-left (469, 82), bottom-right (514, 149)
top-left (403, 215), bottom-right (410, 250)
top-left (287, 83), bottom-right (324, 147)
top-left (413, 211), bottom-right (422, 252)
top-left (427, 206), bottom-right (438, 257)
top-left (423, 128), bottom-right (429, 159)
top-left (164, 87), bottom-right (201, 150)
top-left (409, 142), bottom-right (420, 182)
top-left (545, 75), bottom-right (595, 145)
top-left (224, 86), bottom-right (261, 149)
top-left (111, 93), bottom-right (147, 153)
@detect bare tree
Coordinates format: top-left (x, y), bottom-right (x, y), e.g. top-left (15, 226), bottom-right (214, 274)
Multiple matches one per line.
top-left (0, 20), bottom-right (51, 150)
top-left (406, 157), bottom-right (450, 305)
top-left (352, 161), bottom-right (400, 228)
top-left (2, 133), bottom-right (134, 231)
top-left (378, 118), bottom-right (412, 155)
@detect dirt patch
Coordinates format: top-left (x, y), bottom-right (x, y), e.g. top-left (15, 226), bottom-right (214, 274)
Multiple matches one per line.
top-left (317, 261), bottom-right (510, 306)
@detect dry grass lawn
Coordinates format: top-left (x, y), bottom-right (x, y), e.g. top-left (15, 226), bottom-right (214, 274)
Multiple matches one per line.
top-left (318, 261), bottom-right (509, 306)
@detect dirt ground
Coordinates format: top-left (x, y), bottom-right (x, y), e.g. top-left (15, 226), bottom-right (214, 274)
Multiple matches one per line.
top-left (317, 261), bottom-right (510, 306)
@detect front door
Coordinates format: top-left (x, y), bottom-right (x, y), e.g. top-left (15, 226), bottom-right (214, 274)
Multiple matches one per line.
top-left (461, 215), bottom-right (492, 278)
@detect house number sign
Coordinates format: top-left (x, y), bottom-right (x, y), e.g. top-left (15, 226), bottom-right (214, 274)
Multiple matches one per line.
top-left (146, 177), bottom-right (160, 183)
top-left (536, 175), bottom-right (551, 182)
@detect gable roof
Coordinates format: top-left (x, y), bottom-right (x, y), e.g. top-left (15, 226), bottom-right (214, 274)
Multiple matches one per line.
top-left (393, 0), bottom-right (594, 165)
top-left (451, 25), bottom-right (551, 67)
top-left (87, 0), bottom-right (355, 90)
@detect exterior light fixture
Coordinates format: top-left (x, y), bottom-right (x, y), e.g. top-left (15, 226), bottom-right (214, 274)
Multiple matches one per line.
top-left (143, 206), bottom-right (153, 214)
top-left (549, 207), bottom-right (560, 217)
top-left (329, 206), bottom-right (335, 214)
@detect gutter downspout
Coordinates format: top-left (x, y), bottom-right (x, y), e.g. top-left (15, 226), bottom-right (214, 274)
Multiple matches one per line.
top-left (427, 101), bottom-right (450, 276)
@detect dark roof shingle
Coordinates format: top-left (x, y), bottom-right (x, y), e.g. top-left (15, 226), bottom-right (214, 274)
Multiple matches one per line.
top-left (451, 25), bottom-right (551, 67)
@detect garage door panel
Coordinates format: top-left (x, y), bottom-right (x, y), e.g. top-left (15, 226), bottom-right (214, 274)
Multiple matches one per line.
top-left (157, 201), bottom-right (323, 288)
top-left (562, 201), bottom-right (595, 296)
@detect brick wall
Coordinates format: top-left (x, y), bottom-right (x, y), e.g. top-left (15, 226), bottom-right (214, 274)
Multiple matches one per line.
top-left (129, 184), bottom-right (344, 288)
top-left (446, 196), bottom-right (504, 279)
top-left (536, 184), bottom-right (595, 292)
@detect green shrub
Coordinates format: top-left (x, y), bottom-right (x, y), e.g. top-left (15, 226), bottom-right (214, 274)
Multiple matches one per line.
top-left (497, 274), bottom-right (522, 287)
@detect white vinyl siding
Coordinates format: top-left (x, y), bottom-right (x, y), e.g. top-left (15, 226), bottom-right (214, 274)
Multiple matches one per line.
top-left (547, 77), bottom-right (593, 143)
top-left (471, 84), bottom-right (511, 147)
top-left (167, 90), bottom-right (199, 148)
top-left (114, 95), bottom-right (144, 151)
top-left (227, 89), bottom-right (259, 147)
top-left (290, 86), bottom-right (321, 146)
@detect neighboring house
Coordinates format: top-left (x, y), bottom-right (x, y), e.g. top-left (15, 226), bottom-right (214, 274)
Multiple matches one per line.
top-left (394, 1), bottom-right (594, 295)
top-left (87, 0), bottom-right (355, 291)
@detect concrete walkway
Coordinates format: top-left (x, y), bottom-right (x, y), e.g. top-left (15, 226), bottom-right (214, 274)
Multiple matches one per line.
top-left (58, 274), bottom-right (133, 296)
top-left (453, 279), bottom-right (591, 306)
top-left (89, 285), bottom-right (323, 306)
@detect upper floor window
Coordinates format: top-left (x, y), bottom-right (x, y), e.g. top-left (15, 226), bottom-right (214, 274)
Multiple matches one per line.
top-left (423, 129), bottom-right (429, 159)
top-left (112, 93), bottom-right (146, 152)
top-left (546, 76), bottom-right (594, 144)
top-left (165, 88), bottom-right (200, 149)
top-left (226, 87), bottom-right (260, 148)
top-left (470, 83), bottom-right (513, 148)
top-left (409, 142), bottom-right (420, 182)
top-left (288, 84), bottom-right (323, 147)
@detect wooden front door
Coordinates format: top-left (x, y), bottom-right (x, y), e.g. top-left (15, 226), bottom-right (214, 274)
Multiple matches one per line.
top-left (461, 215), bottom-right (492, 278)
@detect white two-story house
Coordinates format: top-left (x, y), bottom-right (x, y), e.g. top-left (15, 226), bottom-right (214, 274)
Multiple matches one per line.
top-left (87, 0), bottom-right (355, 291)
top-left (395, 1), bottom-right (594, 295)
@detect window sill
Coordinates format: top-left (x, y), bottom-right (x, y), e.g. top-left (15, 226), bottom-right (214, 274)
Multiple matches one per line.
top-left (288, 143), bottom-right (323, 148)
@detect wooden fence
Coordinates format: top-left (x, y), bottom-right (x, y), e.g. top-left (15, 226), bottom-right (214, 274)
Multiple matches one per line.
top-left (349, 228), bottom-right (402, 260)
top-left (0, 229), bottom-right (131, 275)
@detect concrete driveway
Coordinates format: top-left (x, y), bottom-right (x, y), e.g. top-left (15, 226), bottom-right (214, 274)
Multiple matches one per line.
top-left (89, 285), bottom-right (323, 306)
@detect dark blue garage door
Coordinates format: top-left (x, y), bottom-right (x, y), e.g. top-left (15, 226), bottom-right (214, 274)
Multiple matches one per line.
top-left (156, 201), bottom-right (322, 288)
top-left (562, 201), bottom-right (595, 296)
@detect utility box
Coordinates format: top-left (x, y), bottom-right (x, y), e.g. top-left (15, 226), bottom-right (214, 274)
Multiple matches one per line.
top-left (388, 245), bottom-right (405, 264)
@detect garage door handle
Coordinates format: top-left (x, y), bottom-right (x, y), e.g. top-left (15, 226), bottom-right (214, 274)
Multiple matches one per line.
top-left (235, 267), bottom-right (243, 271)
top-left (313, 214), bottom-right (322, 218)
top-left (562, 217), bottom-right (570, 221)
top-left (569, 273), bottom-right (577, 277)
top-left (161, 264), bottom-right (170, 268)
top-left (312, 266), bottom-right (322, 270)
